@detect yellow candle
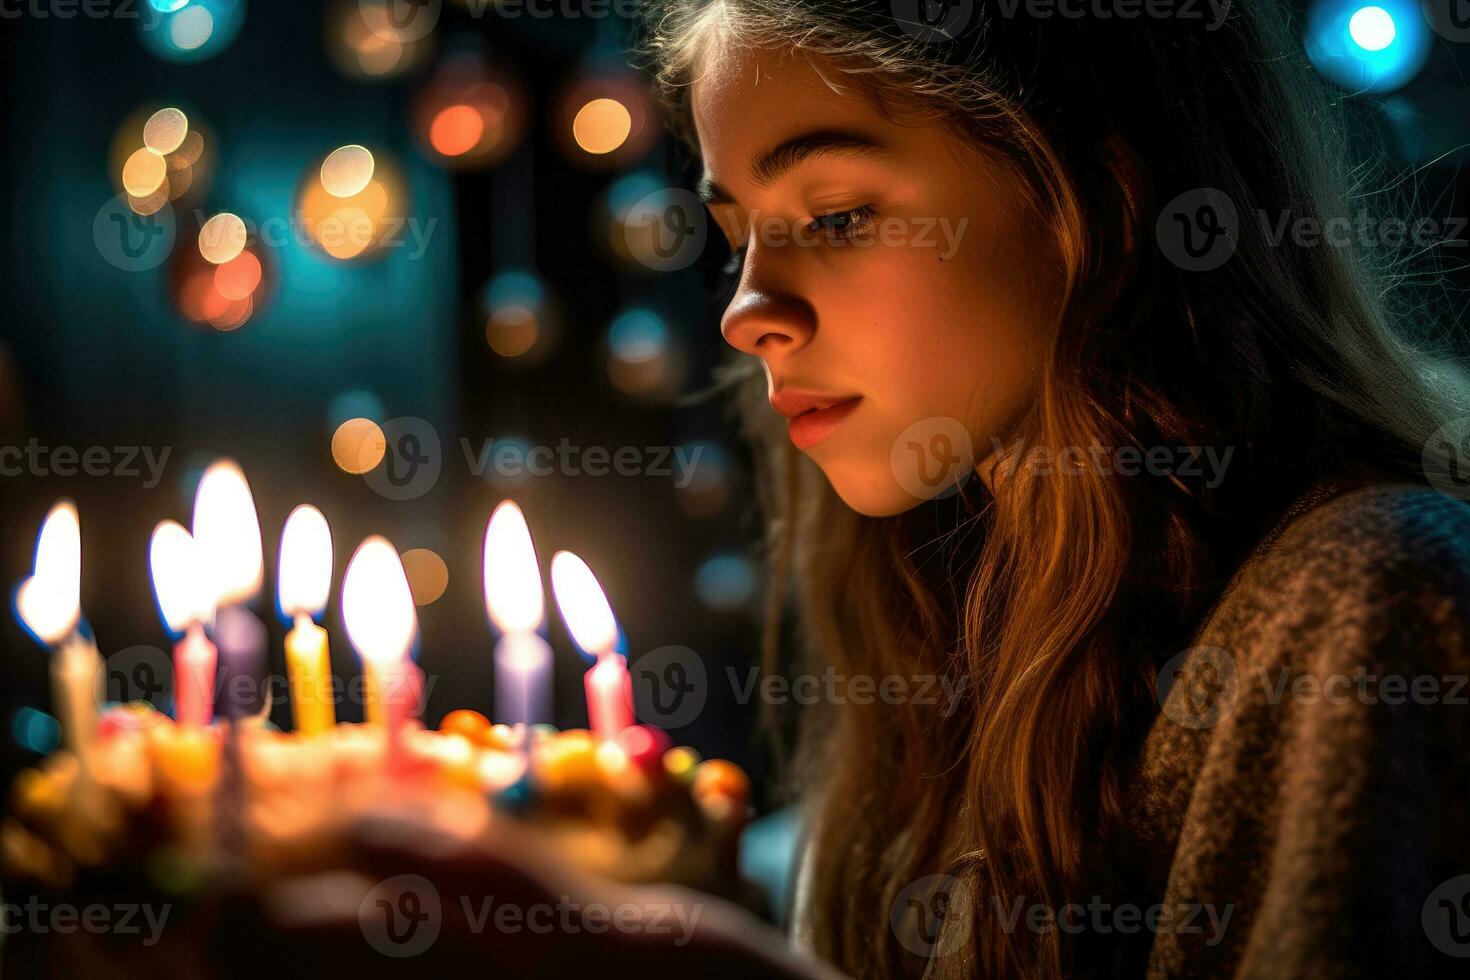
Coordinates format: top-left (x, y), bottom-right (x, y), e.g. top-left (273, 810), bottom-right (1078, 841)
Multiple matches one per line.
top-left (51, 634), bottom-right (102, 760)
top-left (286, 613), bottom-right (335, 735)
top-left (278, 505), bottom-right (337, 736)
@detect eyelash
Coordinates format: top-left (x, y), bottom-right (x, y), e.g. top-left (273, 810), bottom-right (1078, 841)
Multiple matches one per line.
top-left (719, 204), bottom-right (878, 278)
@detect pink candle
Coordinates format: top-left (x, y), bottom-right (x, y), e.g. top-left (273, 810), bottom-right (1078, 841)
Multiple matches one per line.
top-left (173, 622), bottom-right (217, 727)
top-left (585, 652), bottom-right (633, 739)
top-left (149, 520), bottom-right (219, 728)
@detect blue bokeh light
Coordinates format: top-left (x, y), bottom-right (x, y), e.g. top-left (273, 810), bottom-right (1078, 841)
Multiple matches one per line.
top-left (12, 707), bottom-right (61, 755)
top-left (1305, 1), bottom-right (1431, 93)
top-left (137, 0), bottom-right (247, 65)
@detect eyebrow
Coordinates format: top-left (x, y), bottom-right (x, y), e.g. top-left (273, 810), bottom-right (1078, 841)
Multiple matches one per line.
top-left (696, 128), bottom-right (890, 206)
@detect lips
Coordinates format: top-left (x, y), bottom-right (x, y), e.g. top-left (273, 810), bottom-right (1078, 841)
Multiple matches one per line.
top-left (770, 389), bottom-right (862, 451)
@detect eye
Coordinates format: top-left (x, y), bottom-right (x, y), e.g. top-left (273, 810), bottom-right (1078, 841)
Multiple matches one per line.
top-left (806, 204), bottom-right (876, 243)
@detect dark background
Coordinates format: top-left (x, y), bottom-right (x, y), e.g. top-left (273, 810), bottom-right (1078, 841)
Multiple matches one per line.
top-left (0, 0), bottom-right (1467, 809)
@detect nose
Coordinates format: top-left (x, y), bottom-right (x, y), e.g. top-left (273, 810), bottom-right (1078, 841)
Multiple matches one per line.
top-left (719, 252), bottom-right (815, 358)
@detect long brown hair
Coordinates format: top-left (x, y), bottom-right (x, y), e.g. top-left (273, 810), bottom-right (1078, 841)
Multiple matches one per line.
top-left (639, 2), bottom-right (1468, 976)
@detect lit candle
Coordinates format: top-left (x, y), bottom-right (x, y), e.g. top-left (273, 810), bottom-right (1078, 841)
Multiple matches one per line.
top-left (278, 505), bottom-right (335, 736)
top-left (14, 500), bottom-right (103, 760)
top-left (483, 501), bottom-right (552, 728)
top-left (192, 460), bottom-right (266, 721)
top-left (550, 550), bottom-right (633, 740)
top-left (148, 520), bottom-right (217, 727)
top-left (342, 536), bottom-right (419, 771)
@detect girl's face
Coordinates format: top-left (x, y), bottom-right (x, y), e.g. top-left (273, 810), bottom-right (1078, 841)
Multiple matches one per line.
top-left (691, 45), bottom-right (1066, 516)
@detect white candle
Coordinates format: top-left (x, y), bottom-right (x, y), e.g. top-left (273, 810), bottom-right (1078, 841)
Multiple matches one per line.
top-left (483, 501), bottom-right (551, 727)
top-left (550, 550), bottom-right (634, 739)
top-left (15, 501), bottom-right (103, 759)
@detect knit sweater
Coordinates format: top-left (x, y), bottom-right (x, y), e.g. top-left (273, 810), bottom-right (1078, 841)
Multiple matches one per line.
top-left (790, 482), bottom-right (1470, 977)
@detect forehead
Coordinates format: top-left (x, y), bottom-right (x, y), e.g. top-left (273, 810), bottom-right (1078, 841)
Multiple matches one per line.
top-left (690, 45), bottom-right (879, 170)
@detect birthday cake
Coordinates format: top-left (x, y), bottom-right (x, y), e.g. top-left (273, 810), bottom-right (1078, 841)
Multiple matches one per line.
top-left (2, 466), bottom-right (751, 972)
top-left (0, 710), bottom-right (749, 970)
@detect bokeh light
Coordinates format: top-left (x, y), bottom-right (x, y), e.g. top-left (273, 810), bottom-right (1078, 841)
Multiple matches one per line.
top-left (482, 270), bottom-right (559, 365)
top-left (143, 107), bottom-right (189, 155)
top-left (401, 548), bottom-right (449, 606)
top-left (11, 707), bottom-right (60, 756)
top-left (168, 211), bottom-right (271, 332)
top-left (122, 148), bottom-right (168, 198)
top-left (321, 144), bottom-right (375, 198)
top-left (695, 553), bottom-right (756, 612)
top-left (331, 417), bottom-right (388, 474)
top-left (298, 146), bottom-right (407, 261)
top-left (413, 55), bottom-right (526, 170)
top-left (1305, 0), bottom-right (1430, 93)
top-left (573, 99), bottom-right (633, 156)
top-left (198, 212), bottom-right (248, 265)
top-left (605, 308), bottom-right (685, 399)
top-left (554, 73), bottom-right (656, 170)
top-left (214, 250), bottom-right (263, 300)
top-left (137, 0), bottom-right (245, 64)
top-left (327, 390), bottom-right (386, 429)
top-left (326, 0), bottom-right (433, 80)
top-left (112, 106), bottom-right (213, 211)
top-left (674, 441), bottom-right (731, 518)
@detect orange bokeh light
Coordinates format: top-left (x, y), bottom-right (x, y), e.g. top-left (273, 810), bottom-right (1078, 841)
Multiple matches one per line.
top-left (429, 105), bottom-right (485, 157)
top-left (214, 250), bottom-right (263, 301)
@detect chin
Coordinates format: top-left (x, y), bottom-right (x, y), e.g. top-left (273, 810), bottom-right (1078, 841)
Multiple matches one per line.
top-left (817, 458), bottom-right (929, 518)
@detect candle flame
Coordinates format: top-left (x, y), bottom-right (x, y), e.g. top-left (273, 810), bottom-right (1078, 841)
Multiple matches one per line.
top-left (15, 500), bottom-right (81, 645)
top-left (149, 520), bottom-right (212, 634)
top-left (550, 550), bottom-right (618, 655)
top-left (192, 460), bottom-right (264, 606)
top-left (483, 501), bottom-right (544, 633)
top-left (278, 505), bottom-right (333, 617)
top-left (342, 536), bottom-right (416, 667)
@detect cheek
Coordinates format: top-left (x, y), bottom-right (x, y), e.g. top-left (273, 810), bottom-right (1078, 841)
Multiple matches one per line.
top-left (837, 241), bottom-right (1048, 450)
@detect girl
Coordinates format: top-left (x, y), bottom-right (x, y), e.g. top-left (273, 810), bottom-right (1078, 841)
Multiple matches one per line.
top-left (630, 0), bottom-right (1470, 977)
top-left (267, 3), bottom-right (1470, 977)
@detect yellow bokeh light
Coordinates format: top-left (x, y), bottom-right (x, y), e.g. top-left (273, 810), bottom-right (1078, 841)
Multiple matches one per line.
top-left (401, 548), bottom-right (449, 606)
top-left (143, 108), bottom-right (189, 155)
top-left (122, 148), bottom-right (167, 198)
top-left (300, 168), bottom-right (395, 261)
top-left (321, 144), bottom-right (375, 198)
top-left (198, 212), bottom-right (247, 265)
top-left (331, 417), bottom-right (387, 475)
top-left (572, 99), bottom-right (631, 155)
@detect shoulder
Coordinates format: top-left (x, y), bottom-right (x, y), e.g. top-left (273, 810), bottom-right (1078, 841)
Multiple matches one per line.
top-left (1205, 481), bottom-right (1470, 678)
